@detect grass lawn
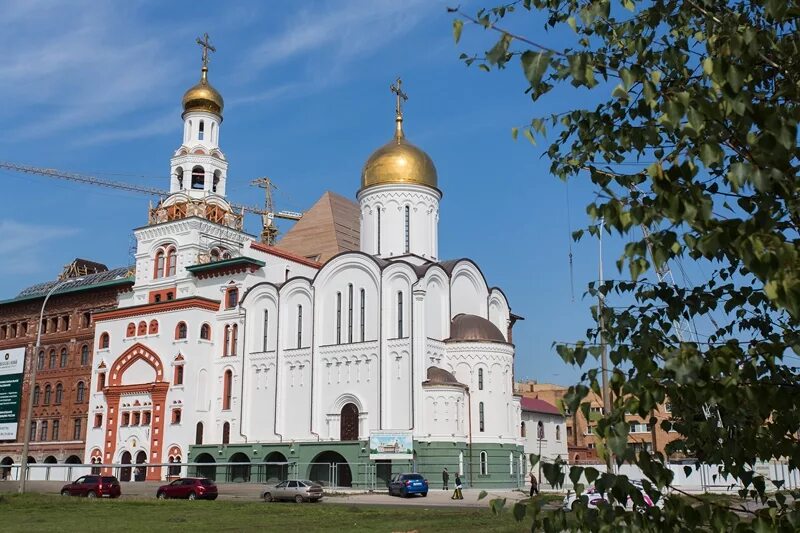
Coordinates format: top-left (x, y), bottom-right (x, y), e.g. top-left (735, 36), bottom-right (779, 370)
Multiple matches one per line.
top-left (0, 494), bottom-right (531, 532)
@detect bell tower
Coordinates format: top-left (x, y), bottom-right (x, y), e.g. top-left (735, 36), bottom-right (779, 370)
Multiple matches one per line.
top-left (170, 33), bottom-right (228, 199)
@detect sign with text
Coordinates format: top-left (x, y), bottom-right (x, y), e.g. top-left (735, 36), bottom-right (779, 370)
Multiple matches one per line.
top-left (369, 431), bottom-right (413, 460)
top-left (0, 347), bottom-right (25, 440)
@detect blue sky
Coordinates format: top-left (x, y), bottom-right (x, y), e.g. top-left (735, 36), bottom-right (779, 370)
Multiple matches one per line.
top-left (0, 0), bottom-right (636, 385)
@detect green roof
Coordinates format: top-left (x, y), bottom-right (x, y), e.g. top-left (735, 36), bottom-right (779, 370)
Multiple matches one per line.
top-left (186, 256), bottom-right (266, 275)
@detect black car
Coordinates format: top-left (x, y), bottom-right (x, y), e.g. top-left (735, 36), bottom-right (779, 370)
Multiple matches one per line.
top-left (388, 473), bottom-right (428, 497)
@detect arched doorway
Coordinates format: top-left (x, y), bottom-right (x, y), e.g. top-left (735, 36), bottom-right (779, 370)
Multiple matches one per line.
top-left (1, 457), bottom-right (13, 480)
top-left (44, 456), bottom-right (57, 481)
top-left (340, 403), bottom-right (359, 441)
top-left (65, 455), bottom-right (81, 464)
top-left (229, 452), bottom-right (250, 482)
top-left (263, 451), bottom-right (288, 483)
top-left (308, 451), bottom-right (352, 488)
top-left (119, 451), bottom-right (132, 482)
top-left (195, 453), bottom-right (216, 480)
top-left (134, 451), bottom-right (147, 482)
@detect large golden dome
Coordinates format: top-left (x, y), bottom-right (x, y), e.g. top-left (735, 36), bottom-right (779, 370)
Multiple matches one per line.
top-left (182, 67), bottom-right (224, 118)
top-left (361, 116), bottom-right (438, 191)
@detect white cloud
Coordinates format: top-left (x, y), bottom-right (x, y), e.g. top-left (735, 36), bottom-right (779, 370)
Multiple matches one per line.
top-left (0, 220), bottom-right (79, 275)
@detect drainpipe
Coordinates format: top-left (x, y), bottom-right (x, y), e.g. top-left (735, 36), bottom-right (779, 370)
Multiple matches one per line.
top-left (378, 275), bottom-right (383, 429)
top-left (239, 307), bottom-right (248, 443)
top-left (466, 386), bottom-right (474, 488)
top-left (274, 292), bottom-right (283, 443)
top-left (309, 285), bottom-right (320, 441)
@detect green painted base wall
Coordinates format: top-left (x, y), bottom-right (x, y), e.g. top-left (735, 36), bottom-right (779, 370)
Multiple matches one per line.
top-left (188, 440), bottom-right (524, 489)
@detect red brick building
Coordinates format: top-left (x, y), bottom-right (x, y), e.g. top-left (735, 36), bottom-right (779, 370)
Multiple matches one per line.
top-left (0, 260), bottom-right (132, 479)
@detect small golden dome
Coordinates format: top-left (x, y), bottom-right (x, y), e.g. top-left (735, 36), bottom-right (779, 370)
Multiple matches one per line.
top-left (361, 115), bottom-right (438, 191)
top-left (182, 67), bottom-right (224, 118)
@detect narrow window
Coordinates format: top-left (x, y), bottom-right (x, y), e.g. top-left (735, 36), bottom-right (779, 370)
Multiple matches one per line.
top-left (81, 345), bottom-right (89, 366)
top-left (480, 451), bottom-right (488, 475)
top-left (478, 368), bottom-right (484, 390)
top-left (195, 422), bottom-right (204, 445)
top-left (33, 386), bottom-right (40, 406)
top-left (73, 418), bottom-right (82, 440)
top-left (479, 401), bottom-right (485, 432)
top-left (377, 208), bottom-right (382, 254)
top-left (76, 381), bottom-right (86, 403)
top-left (44, 384), bottom-right (51, 405)
top-left (521, 420), bottom-right (526, 438)
top-left (172, 409), bottom-right (182, 424)
top-left (347, 284), bottom-right (353, 343)
top-left (200, 323), bottom-right (211, 340)
top-left (166, 248), bottom-right (176, 276)
top-left (97, 373), bottom-right (106, 391)
top-left (404, 205), bottom-right (410, 253)
top-left (556, 425), bottom-right (561, 440)
top-left (174, 365), bottom-right (184, 385)
top-left (60, 348), bottom-right (68, 368)
top-left (191, 166), bottom-right (205, 190)
top-left (223, 370), bottom-right (232, 410)
top-left (297, 305), bottom-right (303, 349)
top-left (336, 292), bottom-right (342, 344)
top-left (94, 414), bottom-right (102, 428)
top-left (132, 412), bottom-right (141, 426)
top-left (198, 120), bottom-right (205, 140)
top-left (49, 350), bottom-right (56, 368)
top-left (52, 420), bottom-right (59, 441)
top-left (30, 421), bottom-right (36, 441)
top-left (137, 321), bottom-right (147, 336)
top-left (122, 413), bottom-right (130, 426)
top-left (222, 422), bottom-right (230, 444)
top-left (397, 292), bottom-right (404, 338)
top-left (55, 383), bottom-right (63, 404)
top-left (175, 322), bottom-right (187, 340)
top-left (359, 289), bottom-right (365, 342)
top-left (154, 250), bottom-right (165, 279)
top-left (223, 325), bottom-right (230, 356)
top-left (261, 311), bottom-right (268, 351)
top-left (99, 333), bottom-right (109, 349)
top-left (537, 421), bottom-right (545, 439)
top-left (40, 421), bottom-right (48, 442)
top-left (143, 411), bottom-right (151, 425)
top-left (231, 324), bottom-right (238, 356)
top-left (82, 312), bottom-right (91, 328)
top-left (37, 351), bottom-right (44, 370)
top-left (226, 287), bottom-right (238, 309)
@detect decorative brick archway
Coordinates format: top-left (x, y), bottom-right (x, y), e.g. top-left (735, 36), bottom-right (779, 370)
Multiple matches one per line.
top-left (101, 343), bottom-right (168, 481)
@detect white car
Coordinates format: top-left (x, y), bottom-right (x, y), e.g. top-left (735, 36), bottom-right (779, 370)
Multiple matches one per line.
top-left (563, 481), bottom-right (663, 511)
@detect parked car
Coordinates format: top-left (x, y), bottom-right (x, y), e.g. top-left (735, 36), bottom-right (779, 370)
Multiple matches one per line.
top-left (156, 477), bottom-right (218, 500)
top-left (563, 481), bottom-right (663, 511)
top-left (388, 473), bottom-right (428, 498)
top-left (60, 475), bottom-right (121, 498)
top-left (262, 480), bottom-right (324, 503)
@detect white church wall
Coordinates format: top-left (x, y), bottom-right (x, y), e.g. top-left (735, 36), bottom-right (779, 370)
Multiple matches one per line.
top-left (450, 262), bottom-right (489, 318)
top-left (279, 281), bottom-right (313, 350)
top-left (421, 386), bottom-right (467, 440)
top-left (488, 289), bottom-right (511, 342)
top-left (241, 284), bottom-right (279, 354)
top-left (423, 269), bottom-right (449, 341)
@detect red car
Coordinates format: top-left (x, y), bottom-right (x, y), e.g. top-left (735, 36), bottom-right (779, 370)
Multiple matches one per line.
top-left (60, 475), bottom-right (121, 498)
top-left (156, 477), bottom-right (218, 500)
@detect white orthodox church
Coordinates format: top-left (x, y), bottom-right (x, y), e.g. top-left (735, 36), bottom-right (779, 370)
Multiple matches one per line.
top-left (84, 42), bottom-right (525, 488)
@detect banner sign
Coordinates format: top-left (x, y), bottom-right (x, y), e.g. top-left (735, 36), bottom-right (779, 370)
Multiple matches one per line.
top-left (369, 431), bottom-right (413, 460)
top-left (0, 347), bottom-right (25, 440)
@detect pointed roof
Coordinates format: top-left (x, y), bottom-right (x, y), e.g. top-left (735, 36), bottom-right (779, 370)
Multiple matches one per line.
top-left (276, 191), bottom-right (360, 264)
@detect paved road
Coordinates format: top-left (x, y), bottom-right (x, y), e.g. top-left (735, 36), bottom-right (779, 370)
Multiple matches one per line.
top-left (0, 480), bottom-right (530, 508)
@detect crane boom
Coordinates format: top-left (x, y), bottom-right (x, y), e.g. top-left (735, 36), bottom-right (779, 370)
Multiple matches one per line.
top-left (0, 161), bottom-right (303, 221)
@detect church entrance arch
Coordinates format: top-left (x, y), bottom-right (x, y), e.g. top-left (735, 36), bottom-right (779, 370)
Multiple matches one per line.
top-left (119, 451), bottom-right (132, 482)
top-left (229, 452), bottom-right (250, 483)
top-left (195, 453), bottom-right (216, 481)
top-left (134, 451), bottom-right (147, 482)
top-left (308, 451), bottom-right (352, 488)
top-left (340, 403), bottom-right (359, 441)
top-left (263, 452), bottom-right (288, 483)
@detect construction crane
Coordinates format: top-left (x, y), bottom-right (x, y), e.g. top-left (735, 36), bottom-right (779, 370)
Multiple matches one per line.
top-left (0, 161), bottom-right (303, 244)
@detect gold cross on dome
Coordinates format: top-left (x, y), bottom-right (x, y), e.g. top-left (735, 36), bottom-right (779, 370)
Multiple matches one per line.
top-left (390, 77), bottom-right (408, 116)
top-left (196, 33), bottom-right (216, 68)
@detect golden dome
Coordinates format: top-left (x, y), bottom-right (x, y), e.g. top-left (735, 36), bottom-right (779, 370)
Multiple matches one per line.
top-left (360, 115), bottom-right (438, 191)
top-left (182, 67), bottom-right (224, 118)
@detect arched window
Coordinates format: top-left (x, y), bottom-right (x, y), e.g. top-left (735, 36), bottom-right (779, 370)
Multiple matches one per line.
top-left (521, 420), bottom-right (526, 438)
top-left (55, 383), bottom-right (63, 405)
top-left (76, 381), bottom-right (86, 403)
top-left (60, 348), bottom-right (68, 368)
top-left (81, 345), bottom-right (90, 366)
top-left (126, 323), bottom-right (136, 337)
top-left (175, 322), bottom-right (187, 340)
top-left (404, 205), bottom-right (410, 253)
top-left (198, 120), bottom-right (205, 140)
top-left (359, 289), bottom-right (366, 342)
top-left (169, 456), bottom-right (181, 476)
top-left (478, 368), bottom-right (484, 390)
top-left (148, 320), bottom-right (158, 335)
top-left (37, 351), bottom-right (44, 370)
top-left (230, 324), bottom-right (238, 356)
top-left (52, 420), bottom-right (59, 441)
top-left (537, 421), bottom-right (545, 440)
top-left (222, 370), bottom-right (232, 410)
top-left (556, 425), bottom-right (561, 440)
top-left (397, 291), bottom-right (404, 338)
top-left (137, 321), bottom-right (147, 336)
top-left (195, 422), bottom-right (204, 445)
top-left (200, 323), bottom-right (211, 340)
top-left (226, 287), bottom-right (238, 309)
top-left (191, 165), bottom-right (205, 190)
top-left (97, 372), bottom-right (106, 391)
top-left (99, 332), bottom-right (109, 349)
top-left (340, 403), bottom-right (359, 441)
top-left (48, 349), bottom-right (56, 368)
top-left (223, 325), bottom-right (230, 356)
top-left (336, 292), bottom-right (342, 344)
top-left (33, 385), bottom-right (40, 406)
top-left (175, 166), bottom-right (184, 189)
top-left (261, 311), bottom-right (268, 351)
top-left (44, 384), bottom-right (52, 405)
top-left (222, 421), bottom-right (230, 444)
top-left (347, 284), bottom-right (354, 343)
top-left (174, 365), bottom-right (184, 385)
top-left (212, 169), bottom-right (221, 193)
top-left (377, 208), bottom-right (382, 254)
top-left (166, 247), bottom-right (176, 277)
top-left (297, 305), bottom-right (303, 349)
top-left (73, 419), bottom-right (82, 440)
top-left (40, 421), bottom-right (48, 442)
top-left (480, 451), bottom-right (489, 475)
top-left (479, 402), bottom-right (485, 432)
top-left (154, 250), bottom-right (165, 279)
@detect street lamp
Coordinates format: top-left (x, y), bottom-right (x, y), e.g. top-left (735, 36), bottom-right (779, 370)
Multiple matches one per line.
top-left (18, 277), bottom-right (84, 493)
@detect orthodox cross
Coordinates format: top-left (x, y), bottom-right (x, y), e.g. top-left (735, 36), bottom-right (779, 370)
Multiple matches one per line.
top-left (390, 77), bottom-right (408, 116)
top-left (196, 33), bottom-right (216, 68)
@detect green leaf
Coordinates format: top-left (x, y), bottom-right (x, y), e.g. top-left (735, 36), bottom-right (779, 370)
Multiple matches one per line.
top-left (567, 16), bottom-right (577, 32)
top-left (453, 19), bottom-right (463, 44)
top-left (512, 501), bottom-right (527, 521)
top-left (511, 127), bottom-right (519, 140)
top-left (521, 51), bottom-right (551, 86)
top-left (478, 490), bottom-right (488, 500)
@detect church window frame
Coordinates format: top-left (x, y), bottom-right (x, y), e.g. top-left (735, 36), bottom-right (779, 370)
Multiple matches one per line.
top-left (359, 289), bottom-right (366, 342)
top-left (261, 311), bottom-right (268, 351)
top-left (479, 401), bottom-right (485, 432)
top-left (60, 347), bottom-right (68, 368)
top-left (222, 421), bottom-right (230, 444)
top-left (165, 247), bottom-right (177, 277)
top-left (225, 287), bottom-right (238, 309)
top-left (33, 385), bottom-right (40, 406)
top-left (148, 320), bottom-right (159, 335)
top-left (480, 451), bottom-right (489, 475)
top-left (154, 250), bottom-right (166, 279)
top-left (230, 324), bottom-right (238, 356)
top-left (223, 325), bottom-right (230, 356)
top-left (55, 383), bottom-right (63, 405)
top-left (404, 205), bottom-right (410, 253)
top-left (174, 364), bottom-right (184, 386)
top-left (171, 408), bottom-right (182, 425)
top-left (126, 323), bottom-right (136, 337)
top-left (347, 284), bottom-right (354, 343)
top-left (297, 305), bottom-right (303, 349)
top-left (99, 332), bottom-right (110, 349)
top-left (81, 344), bottom-right (90, 366)
top-left (397, 291), bottom-right (404, 338)
top-left (52, 420), bottom-right (59, 441)
top-left (198, 120), bottom-right (205, 141)
top-left (137, 321), bottom-right (147, 336)
top-left (377, 208), bottom-right (382, 254)
top-left (76, 381), bottom-right (86, 403)
top-left (191, 166), bottom-right (205, 190)
top-left (40, 420), bottom-right (48, 442)
top-left (37, 351), bottom-right (44, 370)
top-left (521, 420), bottom-right (526, 438)
top-left (73, 418), bottom-right (82, 440)
top-left (49, 349), bottom-right (56, 369)
top-left (97, 372), bottom-right (106, 391)
top-left (478, 368), bottom-right (484, 390)
top-left (29, 421), bottom-right (36, 442)
top-left (94, 414), bottom-right (103, 428)
top-left (222, 369), bottom-right (233, 410)
top-left (175, 322), bottom-right (188, 340)
top-left (44, 384), bottom-right (51, 405)
top-left (195, 422), bottom-right (204, 445)
top-left (336, 292), bottom-right (342, 344)
top-left (200, 323), bottom-right (211, 341)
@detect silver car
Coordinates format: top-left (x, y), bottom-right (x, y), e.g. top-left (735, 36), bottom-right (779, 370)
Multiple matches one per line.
top-left (262, 479), bottom-right (324, 503)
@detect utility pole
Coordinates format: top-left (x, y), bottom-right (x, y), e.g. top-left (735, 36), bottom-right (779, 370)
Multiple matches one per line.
top-left (598, 219), bottom-right (612, 471)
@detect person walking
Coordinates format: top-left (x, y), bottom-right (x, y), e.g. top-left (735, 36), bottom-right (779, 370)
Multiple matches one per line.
top-left (529, 472), bottom-right (539, 497)
top-left (442, 467), bottom-right (449, 490)
top-left (451, 473), bottom-right (464, 500)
